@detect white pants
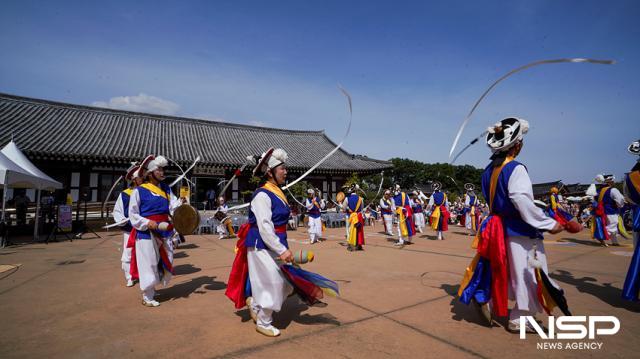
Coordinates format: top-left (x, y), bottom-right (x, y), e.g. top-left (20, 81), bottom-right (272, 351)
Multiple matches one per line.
top-left (606, 214), bottom-right (620, 244)
top-left (413, 212), bottom-right (425, 233)
top-left (136, 235), bottom-right (174, 300)
top-left (247, 248), bottom-right (293, 327)
top-left (308, 216), bottom-right (323, 242)
top-left (465, 213), bottom-right (473, 230)
top-left (382, 214), bottom-right (394, 235)
top-left (397, 221), bottom-right (411, 243)
top-left (507, 236), bottom-right (558, 321)
top-left (121, 232), bottom-right (132, 282)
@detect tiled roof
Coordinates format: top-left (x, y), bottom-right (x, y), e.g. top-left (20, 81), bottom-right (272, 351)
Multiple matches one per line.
top-left (0, 93), bottom-right (391, 174)
top-left (532, 180), bottom-right (563, 196)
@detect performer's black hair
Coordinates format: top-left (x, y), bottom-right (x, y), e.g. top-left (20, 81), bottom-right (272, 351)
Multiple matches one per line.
top-left (489, 151), bottom-right (508, 168)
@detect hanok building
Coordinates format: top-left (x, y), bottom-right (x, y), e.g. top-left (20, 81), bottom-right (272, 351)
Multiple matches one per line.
top-left (0, 93), bottom-right (391, 207)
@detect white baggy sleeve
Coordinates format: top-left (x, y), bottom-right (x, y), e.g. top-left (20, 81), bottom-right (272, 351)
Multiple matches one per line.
top-left (610, 188), bottom-right (626, 208)
top-left (508, 164), bottom-right (557, 231)
top-left (112, 193), bottom-right (126, 223)
top-left (252, 191), bottom-right (287, 255)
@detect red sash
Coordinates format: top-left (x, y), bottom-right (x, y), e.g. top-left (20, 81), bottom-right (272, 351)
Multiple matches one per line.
top-left (477, 214), bottom-right (509, 317)
top-left (128, 214), bottom-right (173, 280)
top-left (226, 223), bottom-right (287, 309)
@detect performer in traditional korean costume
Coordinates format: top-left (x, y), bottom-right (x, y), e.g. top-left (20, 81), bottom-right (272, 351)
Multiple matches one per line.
top-left (457, 117), bottom-right (571, 333)
top-left (379, 190), bottom-right (395, 236)
top-left (393, 185), bottom-right (415, 247)
top-left (225, 148), bottom-right (339, 337)
top-left (112, 163), bottom-right (144, 287)
top-left (545, 186), bottom-right (574, 226)
top-left (429, 182), bottom-right (450, 240)
top-left (622, 139), bottom-right (640, 301)
top-left (342, 184), bottom-right (365, 251)
top-left (128, 155), bottom-right (184, 307)
top-left (411, 191), bottom-right (426, 234)
top-left (593, 173), bottom-right (626, 246)
top-left (462, 183), bottom-right (482, 236)
top-left (305, 188), bottom-right (325, 244)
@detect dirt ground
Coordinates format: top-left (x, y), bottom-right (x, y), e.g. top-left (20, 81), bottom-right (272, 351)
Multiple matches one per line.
top-left (1, 223), bottom-right (639, 358)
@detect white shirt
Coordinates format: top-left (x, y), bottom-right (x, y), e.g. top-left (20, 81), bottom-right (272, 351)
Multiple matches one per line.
top-left (380, 197), bottom-right (395, 212)
top-left (251, 191), bottom-right (288, 255)
top-left (112, 192), bottom-right (127, 223)
top-left (305, 197), bottom-right (325, 211)
top-left (609, 187), bottom-right (625, 208)
top-left (508, 165), bottom-right (557, 231)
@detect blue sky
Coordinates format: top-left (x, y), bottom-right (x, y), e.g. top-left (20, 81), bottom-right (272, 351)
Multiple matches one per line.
top-left (1, 0), bottom-right (638, 183)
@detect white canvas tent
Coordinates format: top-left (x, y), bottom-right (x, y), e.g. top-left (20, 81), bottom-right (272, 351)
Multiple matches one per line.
top-left (1, 141), bottom-right (62, 239)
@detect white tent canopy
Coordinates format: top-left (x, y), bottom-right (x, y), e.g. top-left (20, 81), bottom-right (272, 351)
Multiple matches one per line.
top-left (0, 151), bottom-right (41, 188)
top-left (1, 141), bottom-right (62, 190)
top-left (1, 140), bottom-right (63, 239)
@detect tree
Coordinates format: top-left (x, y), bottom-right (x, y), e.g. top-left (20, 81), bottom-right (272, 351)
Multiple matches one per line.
top-left (389, 158), bottom-right (484, 199)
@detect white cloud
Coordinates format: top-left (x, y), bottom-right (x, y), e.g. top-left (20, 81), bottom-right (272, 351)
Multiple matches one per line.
top-left (92, 93), bottom-right (179, 115)
top-left (248, 120), bottom-right (267, 127)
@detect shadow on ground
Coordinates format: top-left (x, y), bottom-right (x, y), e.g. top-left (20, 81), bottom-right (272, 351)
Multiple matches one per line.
top-left (173, 251), bottom-right (189, 259)
top-left (550, 269), bottom-right (640, 313)
top-left (442, 283), bottom-right (503, 329)
top-left (235, 296), bottom-right (341, 329)
top-left (157, 275), bottom-right (226, 301)
top-left (173, 264), bottom-right (202, 275)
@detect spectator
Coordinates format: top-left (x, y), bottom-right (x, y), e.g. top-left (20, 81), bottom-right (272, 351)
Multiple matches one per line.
top-left (14, 192), bottom-right (31, 225)
top-left (206, 188), bottom-right (216, 210)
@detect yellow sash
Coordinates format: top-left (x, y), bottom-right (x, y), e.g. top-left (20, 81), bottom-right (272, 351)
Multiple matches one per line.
top-left (630, 171), bottom-right (640, 196)
top-left (347, 196), bottom-right (363, 246)
top-left (141, 183), bottom-right (168, 200)
top-left (550, 194), bottom-right (558, 210)
top-left (262, 182), bottom-right (289, 205)
top-left (123, 188), bottom-right (133, 196)
top-left (597, 186), bottom-right (610, 206)
top-left (458, 253), bottom-right (481, 297)
top-left (488, 156), bottom-right (514, 212)
top-left (396, 193), bottom-right (409, 236)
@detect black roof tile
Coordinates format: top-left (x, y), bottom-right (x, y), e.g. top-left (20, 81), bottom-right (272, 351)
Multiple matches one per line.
top-left (0, 93), bottom-right (391, 174)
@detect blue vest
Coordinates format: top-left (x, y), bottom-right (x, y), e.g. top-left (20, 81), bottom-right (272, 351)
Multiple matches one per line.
top-left (600, 188), bottom-right (618, 215)
top-left (119, 190), bottom-right (132, 232)
top-left (481, 161), bottom-right (542, 239)
top-left (134, 182), bottom-right (174, 239)
top-left (625, 170), bottom-right (640, 231)
top-left (414, 203), bottom-right (423, 213)
top-left (469, 195), bottom-right (476, 206)
top-left (246, 188), bottom-right (290, 250)
top-left (393, 193), bottom-right (408, 207)
top-left (347, 194), bottom-right (362, 213)
top-left (306, 197), bottom-right (321, 218)
top-left (380, 199), bottom-right (393, 214)
top-left (433, 191), bottom-right (445, 206)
